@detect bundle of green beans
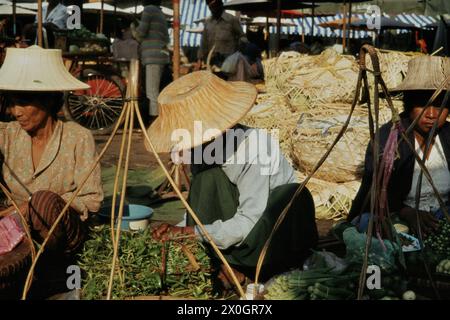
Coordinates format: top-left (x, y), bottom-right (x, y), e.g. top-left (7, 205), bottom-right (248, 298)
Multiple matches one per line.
top-left (423, 220), bottom-right (450, 259)
top-left (77, 225), bottom-right (214, 300)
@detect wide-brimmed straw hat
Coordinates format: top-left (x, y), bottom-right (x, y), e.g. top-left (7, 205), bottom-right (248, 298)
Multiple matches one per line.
top-left (390, 55), bottom-right (450, 92)
top-left (145, 71), bottom-right (257, 153)
top-left (0, 45), bottom-right (89, 91)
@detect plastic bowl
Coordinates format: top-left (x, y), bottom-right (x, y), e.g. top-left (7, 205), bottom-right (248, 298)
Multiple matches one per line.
top-left (99, 204), bottom-right (153, 231)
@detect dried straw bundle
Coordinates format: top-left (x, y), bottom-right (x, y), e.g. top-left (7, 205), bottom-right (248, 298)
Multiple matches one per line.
top-left (366, 49), bottom-right (421, 91)
top-left (241, 93), bottom-right (300, 159)
top-left (262, 49), bottom-right (359, 108)
top-left (296, 171), bottom-right (361, 221)
top-left (290, 103), bottom-right (393, 183)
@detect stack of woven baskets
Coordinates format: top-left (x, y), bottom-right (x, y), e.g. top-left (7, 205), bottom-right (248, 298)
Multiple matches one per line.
top-left (242, 48), bottom-right (417, 220)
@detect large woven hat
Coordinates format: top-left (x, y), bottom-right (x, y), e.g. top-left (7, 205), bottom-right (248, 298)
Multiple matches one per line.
top-left (0, 46), bottom-right (89, 91)
top-left (145, 71), bottom-right (257, 153)
top-left (390, 55), bottom-right (450, 92)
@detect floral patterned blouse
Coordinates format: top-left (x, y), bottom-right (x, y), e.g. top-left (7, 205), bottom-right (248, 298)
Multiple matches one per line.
top-left (0, 120), bottom-right (103, 220)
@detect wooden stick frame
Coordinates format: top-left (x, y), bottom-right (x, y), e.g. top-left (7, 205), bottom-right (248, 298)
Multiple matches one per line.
top-left (17, 47), bottom-right (449, 300)
top-left (254, 44), bottom-right (449, 300)
top-left (20, 59), bottom-right (245, 300)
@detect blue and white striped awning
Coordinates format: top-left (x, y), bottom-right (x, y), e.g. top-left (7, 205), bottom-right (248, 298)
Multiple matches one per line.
top-left (396, 13), bottom-right (437, 28)
top-left (172, 0), bottom-right (210, 47)
top-left (172, 0), bottom-right (439, 47)
top-left (268, 14), bottom-right (372, 39)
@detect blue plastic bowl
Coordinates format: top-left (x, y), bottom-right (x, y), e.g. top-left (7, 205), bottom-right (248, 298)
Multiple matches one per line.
top-left (99, 204), bottom-right (153, 231)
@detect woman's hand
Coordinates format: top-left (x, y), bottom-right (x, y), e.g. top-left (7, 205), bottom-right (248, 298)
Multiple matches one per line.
top-left (399, 206), bottom-right (439, 237)
top-left (152, 223), bottom-right (195, 241)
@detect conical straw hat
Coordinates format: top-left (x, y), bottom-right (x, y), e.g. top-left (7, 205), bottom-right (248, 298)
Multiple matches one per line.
top-left (0, 46), bottom-right (89, 91)
top-left (390, 55), bottom-right (450, 92)
top-left (145, 71), bottom-right (257, 153)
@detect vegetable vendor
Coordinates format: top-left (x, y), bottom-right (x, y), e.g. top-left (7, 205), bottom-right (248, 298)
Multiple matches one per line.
top-left (348, 56), bottom-right (450, 237)
top-left (0, 46), bottom-right (103, 258)
top-left (149, 71), bottom-right (318, 286)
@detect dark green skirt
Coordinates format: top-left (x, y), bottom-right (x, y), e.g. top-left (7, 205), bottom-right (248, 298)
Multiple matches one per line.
top-left (187, 167), bottom-right (318, 278)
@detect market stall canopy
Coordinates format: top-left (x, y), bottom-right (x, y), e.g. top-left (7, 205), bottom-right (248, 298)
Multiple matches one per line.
top-left (188, 16), bottom-right (297, 33)
top-left (0, 3), bottom-right (35, 15)
top-left (193, 13), bottom-right (251, 24)
top-left (371, 0), bottom-right (450, 16)
top-left (424, 17), bottom-right (450, 28)
top-left (83, 2), bottom-right (173, 17)
top-left (320, 15), bottom-right (418, 30)
top-left (101, 0), bottom-right (173, 9)
top-left (223, 0), bottom-right (317, 12)
top-left (251, 17), bottom-right (298, 26)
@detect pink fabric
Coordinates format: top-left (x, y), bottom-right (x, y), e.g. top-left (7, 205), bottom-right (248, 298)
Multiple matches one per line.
top-left (0, 215), bottom-right (25, 255)
top-left (377, 122), bottom-right (404, 246)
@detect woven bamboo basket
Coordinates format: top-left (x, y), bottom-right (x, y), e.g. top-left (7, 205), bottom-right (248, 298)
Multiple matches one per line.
top-left (366, 49), bottom-right (422, 92)
top-left (262, 49), bottom-right (359, 108)
top-left (296, 170), bottom-right (361, 220)
top-left (241, 93), bottom-right (300, 159)
top-left (290, 104), bottom-right (393, 183)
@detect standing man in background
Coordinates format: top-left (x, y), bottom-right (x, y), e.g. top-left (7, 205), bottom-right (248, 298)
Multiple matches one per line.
top-left (132, 0), bottom-right (170, 121)
top-left (195, 0), bottom-right (247, 70)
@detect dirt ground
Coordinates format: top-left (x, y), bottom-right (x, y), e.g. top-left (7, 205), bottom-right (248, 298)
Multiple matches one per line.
top-left (94, 131), bottom-right (335, 238)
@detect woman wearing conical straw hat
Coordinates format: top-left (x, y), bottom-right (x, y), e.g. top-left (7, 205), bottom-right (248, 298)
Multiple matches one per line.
top-left (348, 56), bottom-right (450, 236)
top-left (151, 71), bottom-right (318, 286)
top-left (0, 46), bottom-right (103, 282)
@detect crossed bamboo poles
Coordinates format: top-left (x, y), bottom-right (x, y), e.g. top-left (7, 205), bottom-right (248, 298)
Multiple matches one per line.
top-left (13, 59), bottom-right (245, 300)
top-left (1, 47), bottom-right (447, 300)
top-left (253, 45), bottom-right (450, 299)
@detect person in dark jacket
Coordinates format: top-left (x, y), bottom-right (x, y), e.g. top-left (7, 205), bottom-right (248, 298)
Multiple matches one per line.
top-left (348, 56), bottom-right (450, 237)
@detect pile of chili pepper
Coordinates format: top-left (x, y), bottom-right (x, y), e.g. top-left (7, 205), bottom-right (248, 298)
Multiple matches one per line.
top-left (77, 225), bottom-right (215, 300)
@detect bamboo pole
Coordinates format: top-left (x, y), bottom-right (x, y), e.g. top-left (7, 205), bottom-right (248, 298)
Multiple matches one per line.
top-left (21, 59), bottom-right (243, 299)
top-left (106, 79), bottom-right (135, 300)
top-left (275, 0), bottom-right (281, 54)
top-left (103, 60), bottom-right (245, 298)
top-left (173, 0), bottom-right (180, 80)
top-left (12, 0), bottom-right (17, 36)
top-left (301, 10), bottom-right (305, 43)
top-left (109, 85), bottom-right (132, 247)
top-left (311, 2), bottom-right (315, 42)
top-left (254, 59), bottom-right (364, 286)
top-left (355, 47), bottom-right (449, 299)
top-left (265, 16), bottom-right (270, 56)
top-left (113, 0), bottom-right (118, 37)
top-left (134, 106), bottom-right (246, 299)
top-left (348, 1), bottom-right (353, 52)
top-left (100, 0), bottom-right (105, 35)
top-left (342, 1), bottom-right (348, 53)
top-left (37, 0), bottom-right (43, 47)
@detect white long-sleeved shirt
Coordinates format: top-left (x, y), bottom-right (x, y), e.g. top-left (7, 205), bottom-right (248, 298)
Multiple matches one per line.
top-left (404, 136), bottom-right (450, 211)
top-left (190, 127), bottom-right (298, 250)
